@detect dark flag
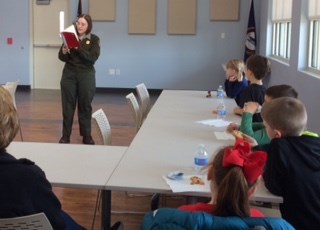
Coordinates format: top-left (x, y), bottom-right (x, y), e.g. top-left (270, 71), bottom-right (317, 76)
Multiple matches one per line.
top-left (77, 0), bottom-right (82, 17)
top-left (244, 0), bottom-right (256, 62)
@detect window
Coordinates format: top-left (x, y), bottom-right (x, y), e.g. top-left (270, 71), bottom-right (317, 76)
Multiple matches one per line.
top-left (308, 0), bottom-right (320, 71)
top-left (271, 0), bottom-right (292, 60)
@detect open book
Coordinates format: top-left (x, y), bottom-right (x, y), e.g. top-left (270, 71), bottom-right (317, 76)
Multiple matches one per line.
top-left (60, 25), bottom-right (80, 49)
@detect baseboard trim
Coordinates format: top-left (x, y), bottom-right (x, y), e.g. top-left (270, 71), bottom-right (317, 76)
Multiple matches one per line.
top-left (95, 87), bottom-right (162, 96)
top-left (17, 85), bottom-right (31, 91)
top-left (16, 86), bottom-right (163, 96)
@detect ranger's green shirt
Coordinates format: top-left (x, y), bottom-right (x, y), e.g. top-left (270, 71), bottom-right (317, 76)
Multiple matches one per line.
top-left (58, 33), bottom-right (100, 72)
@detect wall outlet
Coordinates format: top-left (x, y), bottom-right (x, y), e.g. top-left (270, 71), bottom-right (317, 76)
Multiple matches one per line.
top-left (109, 69), bottom-right (115, 75)
top-left (115, 69), bottom-right (120, 75)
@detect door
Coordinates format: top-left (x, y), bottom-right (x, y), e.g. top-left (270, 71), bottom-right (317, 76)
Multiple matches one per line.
top-left (33, 0), bottom-right (70, 89)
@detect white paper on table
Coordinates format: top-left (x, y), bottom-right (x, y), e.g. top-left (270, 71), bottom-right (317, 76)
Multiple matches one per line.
top-left (196, 119), bottom-right (232, 128)
top-left (163, 175), bottom-right (210, 193)
top-left (214, 131), bottom-right (234, 140)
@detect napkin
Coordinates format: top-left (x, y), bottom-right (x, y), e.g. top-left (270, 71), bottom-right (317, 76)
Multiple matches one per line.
top-left (163, 174), bottom-right (210, 193)
top-left (214, 131), bottom-right (234, 140)
top-left (196, 119), bottom-right (232, 128)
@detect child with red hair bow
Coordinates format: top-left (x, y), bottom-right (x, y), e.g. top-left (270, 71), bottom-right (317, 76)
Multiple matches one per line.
top-left (179, 139), bottom-right (267, 217)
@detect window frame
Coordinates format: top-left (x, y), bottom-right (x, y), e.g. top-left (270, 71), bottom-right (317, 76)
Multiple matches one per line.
top-left (270, 0), bottom-right (292, 61)
top-left (308, 19), bottom-right (320, 73)
top-left (271, 21), bottom-right (292, 60)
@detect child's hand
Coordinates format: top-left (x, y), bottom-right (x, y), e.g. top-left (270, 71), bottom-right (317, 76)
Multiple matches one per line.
top-left (233, 106), bottom-right (243, 115)
top-left (227, 75), bottom-right (238, 82)
top-left (227, 123), bottom-right (239, 133)
top-left (243, 102), bottom-right (260, 114)
top-left (242, 134), bottom-right (258, 147)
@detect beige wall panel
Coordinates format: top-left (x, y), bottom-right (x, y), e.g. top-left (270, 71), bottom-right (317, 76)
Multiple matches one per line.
top-left (167, 0), bottom-right (197, 35)
top-left (128, 0), bottom-right (156, 34)
top-left (89, 0), bottom-right (116, 21)
top-left (210, 0), bottom-right (240, 21)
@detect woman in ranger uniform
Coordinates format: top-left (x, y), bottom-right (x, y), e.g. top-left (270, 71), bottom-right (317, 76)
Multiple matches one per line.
top-left (58, 14), bottom-right (100, 145)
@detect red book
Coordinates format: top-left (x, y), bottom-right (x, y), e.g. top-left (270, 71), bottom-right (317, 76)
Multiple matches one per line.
top-left (60, 25), bottom-right (80, 49)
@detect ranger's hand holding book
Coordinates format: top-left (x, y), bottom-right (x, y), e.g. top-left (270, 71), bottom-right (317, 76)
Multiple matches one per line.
top-left (60, 24), bottom-right (80, 53)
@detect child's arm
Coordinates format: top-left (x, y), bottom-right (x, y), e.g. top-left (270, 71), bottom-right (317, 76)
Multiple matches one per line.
top-left (224, 79), bottom-right (248, 99)
top-left (233, 106), bottom-right (244, 115)
top-left (240, 112), bottom-right (270, 145)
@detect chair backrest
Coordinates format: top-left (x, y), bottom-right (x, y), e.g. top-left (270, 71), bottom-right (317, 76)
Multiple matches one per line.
top-left (126, 93), bottom-right (142, 132)
top-left (142, 208), bottom-right (295, 230)
top-left (92, 108), bottom-right (112, 145)
top-left (2, 80), bottom-right (19, 108)
top-left (136, 83), bottom-right (151, 121)
top-left (0, 213), bottom-right (53, 230)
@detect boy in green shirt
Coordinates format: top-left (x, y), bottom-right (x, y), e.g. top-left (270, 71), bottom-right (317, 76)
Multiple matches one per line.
top-left (227, 84), bottom-right (299, 145)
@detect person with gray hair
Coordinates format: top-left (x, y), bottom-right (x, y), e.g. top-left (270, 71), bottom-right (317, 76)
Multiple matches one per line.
top-left (0, 86), bottom-right (85, 229)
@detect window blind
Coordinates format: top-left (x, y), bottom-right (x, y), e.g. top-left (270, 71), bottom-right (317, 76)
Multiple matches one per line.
top-left (272, 0), bottom-right (292, 22)
top-left (309, 0), bottom-right (320, 19)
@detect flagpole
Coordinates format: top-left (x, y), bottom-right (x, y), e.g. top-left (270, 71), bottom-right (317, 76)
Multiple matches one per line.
top-left (77, 0), bottom-right (82, 18)
top-left (244, 0), bottom-right (257, 62)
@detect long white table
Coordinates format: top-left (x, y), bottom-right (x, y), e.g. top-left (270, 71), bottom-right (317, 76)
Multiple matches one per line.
top-left (7, 141), bottom-right (127, 230)
top-left (6, 90), bottom-right (282, 229)
top-left (107, 90), bottom-right (283, 203)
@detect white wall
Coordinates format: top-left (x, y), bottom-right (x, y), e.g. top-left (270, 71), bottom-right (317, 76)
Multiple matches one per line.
top-left (0, 0), bottom-right (259, 90)
top-left (0, 0), bottom-right (30, 85)
top-left (2, 0), bottom-right (319, 133)
top-left (90, 0), bottom-right (259, 90)
top-left (0, 0), bottom-right (260, 90)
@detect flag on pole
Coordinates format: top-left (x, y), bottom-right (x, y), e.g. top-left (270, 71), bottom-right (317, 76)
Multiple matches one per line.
top-left (77, 0), bottom-right (82, 17)
top-left (244, 0), bottom-right (256, 62)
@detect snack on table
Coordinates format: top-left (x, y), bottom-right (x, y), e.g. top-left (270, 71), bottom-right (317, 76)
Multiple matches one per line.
top-left (190, 176), bottom-right (205, 185)
top-left (232, 130), bottom-right (244, 139)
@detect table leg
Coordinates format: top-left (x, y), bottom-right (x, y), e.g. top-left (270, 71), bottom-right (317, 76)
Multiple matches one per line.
top-left (101, 190), bottom-right (111, 230)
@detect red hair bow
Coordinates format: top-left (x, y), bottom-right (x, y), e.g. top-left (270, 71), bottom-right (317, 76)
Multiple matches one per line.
top-left (223, 139), bottom-right (267, 184)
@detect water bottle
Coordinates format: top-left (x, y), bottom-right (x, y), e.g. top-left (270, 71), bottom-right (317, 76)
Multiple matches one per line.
top-left (194, 144), bottom-right (209, 172)
top-left (216, 101), bottom-right (227, 119)
top-left (216, 85), bottom-right (227, 119)
top-left (216, 85), bottom-right (224, 101)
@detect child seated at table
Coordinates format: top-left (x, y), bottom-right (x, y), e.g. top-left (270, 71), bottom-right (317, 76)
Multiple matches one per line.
top-left (227, 84), bottom-right (299, 146)
top-left (0, 86), bottom-right (85, 230)
top-left (233, 55), bottom-right (270, 122)
top-left (178, 140), bottom-right (267, 217)
top-left (224, 59), bottom-right (249, 106)
top-left (260, 97), bottom-right (320, 230)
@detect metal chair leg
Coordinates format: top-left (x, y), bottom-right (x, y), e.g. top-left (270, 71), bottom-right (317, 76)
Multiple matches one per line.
top-left (19, 126), bottom-right (23, 141)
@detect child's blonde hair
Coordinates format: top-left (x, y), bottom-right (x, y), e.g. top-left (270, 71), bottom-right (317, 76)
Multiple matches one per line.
top-left (226, 59), bottom-right (245, 81)
top-left (261, 97), bottom-right (307, 136)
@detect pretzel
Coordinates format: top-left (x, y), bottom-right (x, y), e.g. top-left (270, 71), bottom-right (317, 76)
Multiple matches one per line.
top-left (190, 176), bottom-right (205, 185)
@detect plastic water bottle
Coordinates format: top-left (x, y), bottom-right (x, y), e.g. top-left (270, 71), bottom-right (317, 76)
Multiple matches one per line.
top-left (216, 101), bottom-right (227, 119)
top-left (216, 85), bottom-right (227, 119)
top-left (216, 85), bottom-right (224, 101)
top-left (194, 144), bottom-right (209, 172)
